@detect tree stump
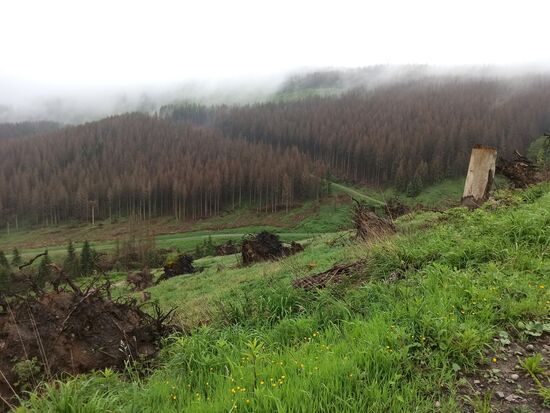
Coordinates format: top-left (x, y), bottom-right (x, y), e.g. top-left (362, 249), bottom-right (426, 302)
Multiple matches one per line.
top-left (462, 145), bottom-right (497, 207)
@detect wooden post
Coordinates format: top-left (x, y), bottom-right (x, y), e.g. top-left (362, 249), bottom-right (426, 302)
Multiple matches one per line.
top-left (462, 145), bottom-right (497, 207)
top-left (89, 200), bottom-right (97, 226)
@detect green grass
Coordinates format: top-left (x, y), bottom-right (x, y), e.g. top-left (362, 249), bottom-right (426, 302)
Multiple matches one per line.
top-left (0, 197), bottom-right (352, 263)
top-left (329, 178), bottom-right (467, 209)
top-left (15, 183), bottom-right (550, 412)
top-left (409, 178), bottom-right (464, 206)
top-left (331, 177), bottom-right (509, 210)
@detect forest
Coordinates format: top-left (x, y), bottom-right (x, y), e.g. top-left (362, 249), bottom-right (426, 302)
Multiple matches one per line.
top-left (0, 114), bottom-right (325, 227)
top-left (0, 121), bottom-right (59, 140)
top-left (2, 74), bottom-right (550, 227)
top-left (163, 75), bottom-right (550, 187)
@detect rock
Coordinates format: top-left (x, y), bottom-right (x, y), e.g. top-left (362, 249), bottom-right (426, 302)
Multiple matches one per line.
top-left (434, 401), bottom-right (441, 408)
top-left (496, 391), bottom-right (505, 398)
top-left (505, 394), bottom-right (525, 403)
top-left (526, 344), bottom-right (534, 352)
top-left (473, 380), bottom-right (481, 385)
top-left (510, 373), bottom-right (519, 381)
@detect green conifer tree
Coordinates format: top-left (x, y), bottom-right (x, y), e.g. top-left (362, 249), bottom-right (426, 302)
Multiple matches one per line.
top-left (206, 235), bottom-right (215, 256)
top-left (11, 248), bottom-right (22, 267)
top-left (80, 240), bottom-right (94, 276)
top-left (37, 250), bottom-right (52, 287)
top-left (0, 250), bottom-right (9, 269)
top-left (63, 241), bottom-right (79, 277)
top-left (406, 173), bottom-right (423, 198)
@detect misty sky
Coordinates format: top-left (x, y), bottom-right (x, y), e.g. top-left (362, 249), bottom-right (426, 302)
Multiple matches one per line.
top-left (1, 0), bottom-right (550, 106)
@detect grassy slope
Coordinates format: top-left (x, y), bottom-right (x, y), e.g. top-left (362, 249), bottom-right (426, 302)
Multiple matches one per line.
top-left (330, 178), bottom-right (467, 209)
top-left (18, 184), bottom-right (550, 412)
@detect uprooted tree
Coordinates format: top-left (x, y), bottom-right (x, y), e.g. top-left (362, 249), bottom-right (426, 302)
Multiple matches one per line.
top-left (0, 255), bottom-right (178, 407)
top-left (353, 199), bottom-right (395, 240)
top-left (497, 150), bottom-right (540, 188)
top-left (156, 253), bottom-right (195, 284)
top-left (241, 232), bottom-right (303, 265)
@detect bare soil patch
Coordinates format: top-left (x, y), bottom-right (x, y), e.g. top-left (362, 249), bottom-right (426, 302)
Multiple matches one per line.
top-left (459, 334), bottom-right (550, 412)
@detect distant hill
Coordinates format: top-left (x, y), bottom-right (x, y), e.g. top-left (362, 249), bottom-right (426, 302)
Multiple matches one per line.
top-left (162, 74), bottom-right (550, 188)
top-left (0, 121), bottom-right (60, 140)
top-left (0, 114), bottom-right (324, 227)
top-left (3, 72), bottom-right (550, 227)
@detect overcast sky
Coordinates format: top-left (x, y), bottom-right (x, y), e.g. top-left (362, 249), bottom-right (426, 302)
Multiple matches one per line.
top-left (1, 0), bottom-right (550, 105)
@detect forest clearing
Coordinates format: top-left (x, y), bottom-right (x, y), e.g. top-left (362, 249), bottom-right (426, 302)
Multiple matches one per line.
top-left (1, 174), bottom-right (549, 411)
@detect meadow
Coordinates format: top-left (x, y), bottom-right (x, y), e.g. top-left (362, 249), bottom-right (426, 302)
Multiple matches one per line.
top-left (14, 183), bottom-right (550, 412)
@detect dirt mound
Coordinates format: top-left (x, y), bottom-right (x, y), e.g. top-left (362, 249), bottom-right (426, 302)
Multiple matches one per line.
top-left (241, 232), bottom-right (303, 265)
top-left (497, 151), bottom-right (539, 188)
top-left (353, 200), bottom-right (395, 240)
top-left (156, 254), bottom-right (194, 283)
top-left (292, 261), bottom-right (365, 290)
top-left (127, 269), bottom-right (153, 291)
top-left (0, 282), bottom-right (177, 408)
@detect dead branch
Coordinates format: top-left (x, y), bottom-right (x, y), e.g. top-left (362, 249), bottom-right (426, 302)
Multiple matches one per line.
top-left (18, 252), bottom-right (47, 271)
top-left (48, 263), bottom-right (81, 295)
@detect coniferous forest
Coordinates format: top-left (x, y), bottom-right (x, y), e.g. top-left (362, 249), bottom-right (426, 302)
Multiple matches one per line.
top-left (1, 74), bottom-right (550, 227)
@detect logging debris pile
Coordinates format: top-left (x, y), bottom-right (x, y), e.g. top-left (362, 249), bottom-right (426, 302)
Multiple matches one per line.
top-left (241, 232), bottom-right (303, 265)
top-left (353, 200), bottom-right (395, 240)
top-left (497, 151), bottom-right (539, 188)
top-left (0, 278), bottom-right (178, 406)
top-left (292, 261), bottom-right (365, 290)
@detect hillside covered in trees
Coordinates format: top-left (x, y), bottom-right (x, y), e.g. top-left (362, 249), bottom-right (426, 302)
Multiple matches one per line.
top-left (1, 74), bottom-right (550, 227)
top-left (0, 114), bottom-right (325, 227)
top-left (163, 75), bottom-right (550, 188)
top-left (0, 121), bottom-right (59, 141)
